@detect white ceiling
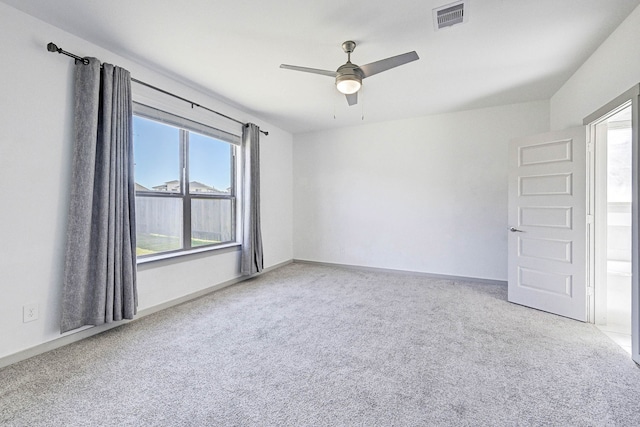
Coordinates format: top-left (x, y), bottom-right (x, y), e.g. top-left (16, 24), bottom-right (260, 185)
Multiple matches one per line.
top-left (3, 0), bottom-right (640, 134)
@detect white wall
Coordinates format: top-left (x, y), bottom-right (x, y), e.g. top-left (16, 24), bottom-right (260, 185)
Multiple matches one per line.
top-left (293, 101), bottom-right (550, 281)
top-left (0, 3), bottom-right (293, 362)
top-left (550, 4), bottom-right (640, 130)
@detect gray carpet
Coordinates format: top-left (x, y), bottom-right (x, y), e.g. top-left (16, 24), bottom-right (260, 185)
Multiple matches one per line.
top-left (1, 262), bottom-right (640, 426)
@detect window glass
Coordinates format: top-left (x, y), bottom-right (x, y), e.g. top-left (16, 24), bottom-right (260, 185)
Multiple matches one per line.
top-left (191, 199), bottom-right (233, 247)
top-left (133, 106), bottom-right (237, 258)
top-left (133, 116), bottom-right (181, 193)
top-left (135, 197), bottom-right (183, 256)
top-left (189, 132), bottom-right (232, 195)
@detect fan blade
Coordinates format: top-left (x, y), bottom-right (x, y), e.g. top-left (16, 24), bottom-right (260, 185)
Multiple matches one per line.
top-left (280, 64), bottom-right (337, 77)
top-left (345, 92), bottom-right (358, 106)
top-left (359, 51), bottom-right (419, 78)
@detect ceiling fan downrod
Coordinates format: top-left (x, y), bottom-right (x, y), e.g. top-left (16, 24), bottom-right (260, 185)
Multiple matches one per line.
top-left (342, 40), bottom-right (357, 62)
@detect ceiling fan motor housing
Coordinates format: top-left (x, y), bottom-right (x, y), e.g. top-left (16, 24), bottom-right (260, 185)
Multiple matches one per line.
top-left (335, 63), bottom-right (363, 94)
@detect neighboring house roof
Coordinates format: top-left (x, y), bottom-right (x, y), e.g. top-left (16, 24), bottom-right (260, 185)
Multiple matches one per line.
top-left (152, 180), bottom-right (179, 191)
top-left (149, 180), bottom-right (228, 194)
top-left (189, 181), bottom-right (214, 192)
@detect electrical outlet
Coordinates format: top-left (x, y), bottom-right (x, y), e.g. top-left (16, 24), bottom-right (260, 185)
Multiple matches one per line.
top-left (23, 303), bottom-right (39, 323)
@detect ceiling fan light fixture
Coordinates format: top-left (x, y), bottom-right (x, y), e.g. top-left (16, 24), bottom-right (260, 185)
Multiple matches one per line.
top-left (335, 64), bottom-right (363, 94)
top-left (336, 76), bottom-right (361, 94)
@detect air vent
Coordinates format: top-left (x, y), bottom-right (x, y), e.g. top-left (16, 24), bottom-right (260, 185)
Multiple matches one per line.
top-left (433, 1), bottom-right (468, 30)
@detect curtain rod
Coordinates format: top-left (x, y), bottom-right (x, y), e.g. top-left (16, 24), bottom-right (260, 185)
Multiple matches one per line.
top-left (47, 42), bottom-right (269, 136)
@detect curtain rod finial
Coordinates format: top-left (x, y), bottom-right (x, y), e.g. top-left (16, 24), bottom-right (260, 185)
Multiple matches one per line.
top-left (47, 42), bottom-right (60, 53)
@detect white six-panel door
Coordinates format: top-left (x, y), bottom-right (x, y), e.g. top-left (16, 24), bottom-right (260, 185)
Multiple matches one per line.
top-left (508, 127), bottom-right (587, 321)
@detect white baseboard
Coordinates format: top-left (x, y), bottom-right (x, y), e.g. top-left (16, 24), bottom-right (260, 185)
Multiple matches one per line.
top-left (292, 259), bottom-right (507, 286)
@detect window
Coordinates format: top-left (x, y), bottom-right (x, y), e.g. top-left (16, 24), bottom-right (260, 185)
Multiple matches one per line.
top-left (133, 103), bottom-right (240, 257)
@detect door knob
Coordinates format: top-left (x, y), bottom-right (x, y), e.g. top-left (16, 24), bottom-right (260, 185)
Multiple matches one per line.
top-left (509, 227), bottom-right (524, 232)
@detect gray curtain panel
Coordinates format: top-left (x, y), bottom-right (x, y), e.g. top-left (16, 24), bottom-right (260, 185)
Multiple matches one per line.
top-left (61, 58), bottom-right (138, 333)
top-left (241, 123), bottom-right (264, 275)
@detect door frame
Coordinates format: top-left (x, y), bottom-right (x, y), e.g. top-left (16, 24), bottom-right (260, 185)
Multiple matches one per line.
top-left (583, 84), bottom-right (640, 364)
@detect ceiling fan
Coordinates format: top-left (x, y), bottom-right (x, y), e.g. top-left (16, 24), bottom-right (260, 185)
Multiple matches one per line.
top-left (280, 41), bottom-right (419, 106)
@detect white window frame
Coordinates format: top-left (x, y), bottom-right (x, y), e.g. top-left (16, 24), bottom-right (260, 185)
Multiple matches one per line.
top-left (133, 102), bottom-right (242, 262)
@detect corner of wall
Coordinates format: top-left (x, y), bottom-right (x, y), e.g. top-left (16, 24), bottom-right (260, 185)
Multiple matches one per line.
top-left (550, 4), bottom-right (640, 131)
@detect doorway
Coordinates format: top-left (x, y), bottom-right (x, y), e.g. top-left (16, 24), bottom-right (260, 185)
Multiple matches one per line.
top-left (508, 85), bottom-right (639, 363)
top-left (589, 104), bottom-right (633, 354)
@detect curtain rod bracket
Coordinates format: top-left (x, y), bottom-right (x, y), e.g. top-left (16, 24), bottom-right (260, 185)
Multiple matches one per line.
top-left (245, 123), bottom-right (268, 136)
top-left (47, 42), bottom-right (89, 65)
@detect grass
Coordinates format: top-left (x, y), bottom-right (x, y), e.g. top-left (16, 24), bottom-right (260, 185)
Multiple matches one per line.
top-left (191, 236), bottom-right (221, 247)
top-left (136, 233), bottom-right (220, 256)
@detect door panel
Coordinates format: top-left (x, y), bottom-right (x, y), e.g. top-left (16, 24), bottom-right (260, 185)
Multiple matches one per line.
top-left (508, 127), bottom-right (587, 321)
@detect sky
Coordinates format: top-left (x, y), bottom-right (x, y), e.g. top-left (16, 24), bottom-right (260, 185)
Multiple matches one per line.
top-left (133, 116), bottom-right (232, 191)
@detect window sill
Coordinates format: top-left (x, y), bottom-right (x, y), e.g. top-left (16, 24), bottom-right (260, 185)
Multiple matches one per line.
top-left (136, 242), bottom-right (241, 266)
